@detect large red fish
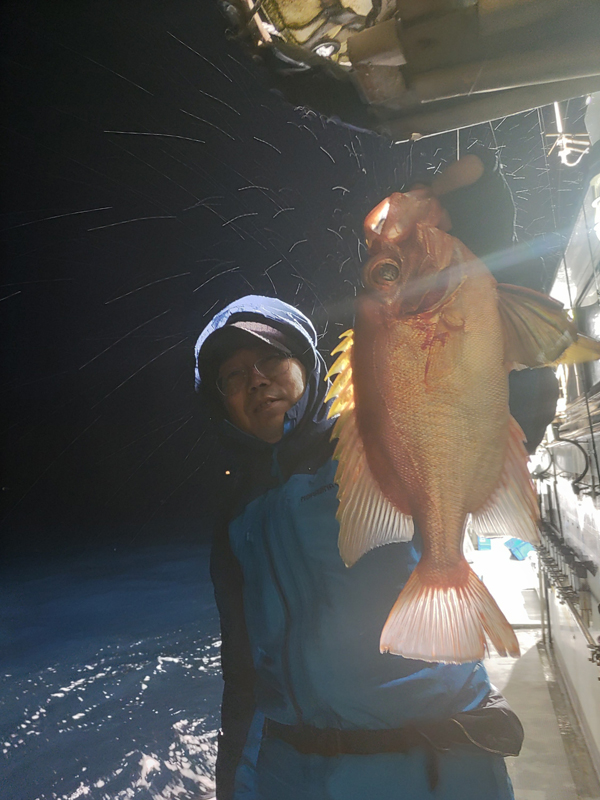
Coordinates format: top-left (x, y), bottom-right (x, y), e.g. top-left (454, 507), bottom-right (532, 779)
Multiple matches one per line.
top-left (327, 188), bottom-right (600, 664)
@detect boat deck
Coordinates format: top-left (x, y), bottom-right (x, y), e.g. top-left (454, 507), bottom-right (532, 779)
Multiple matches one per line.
top-left (475, 539), bottom-right (600, 800)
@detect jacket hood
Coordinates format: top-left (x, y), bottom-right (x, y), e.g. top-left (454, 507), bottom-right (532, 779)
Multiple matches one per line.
top-left (194, 295), bottom-right (333, 453)
top-left (195, 295), bottom-right (318, 392)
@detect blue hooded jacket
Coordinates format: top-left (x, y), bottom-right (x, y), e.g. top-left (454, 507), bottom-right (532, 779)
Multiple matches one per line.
top-left (195, 296), bottom-right (515, 800)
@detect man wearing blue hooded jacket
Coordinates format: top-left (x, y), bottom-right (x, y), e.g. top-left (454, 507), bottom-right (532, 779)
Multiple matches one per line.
top-left (194, 292), bottom-right (524, 800)
top-left (192, 151), bottom-right (564, 800)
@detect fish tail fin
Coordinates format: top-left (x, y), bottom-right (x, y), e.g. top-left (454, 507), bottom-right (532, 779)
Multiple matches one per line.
top-left (380, 561), bottom-right (519, 663)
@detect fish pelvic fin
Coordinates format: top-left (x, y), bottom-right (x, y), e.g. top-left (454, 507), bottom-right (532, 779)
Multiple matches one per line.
top-left (497, 283), bottom-right (579, 366)
top-left (380, 561), bottom-right (519, 663)
top-left (327, 330), bottom-right (414, 567)
top-left (470, 415), bottom-right (539, 544)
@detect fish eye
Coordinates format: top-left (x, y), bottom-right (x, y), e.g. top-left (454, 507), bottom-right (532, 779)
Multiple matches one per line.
top-left (372, 261), bottom-right (400, 284)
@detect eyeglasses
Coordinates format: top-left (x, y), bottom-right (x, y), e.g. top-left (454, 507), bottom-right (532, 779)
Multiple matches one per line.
top-left (216, 353), bottom-right (291, 397)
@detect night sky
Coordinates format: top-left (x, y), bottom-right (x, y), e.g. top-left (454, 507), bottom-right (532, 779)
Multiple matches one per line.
top-left (1, 1), bottom-right (591, 557)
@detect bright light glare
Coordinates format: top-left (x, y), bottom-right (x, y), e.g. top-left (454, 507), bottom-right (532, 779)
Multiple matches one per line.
top-left (314, 43), bottom-right (337, 58)
top-left (554, 102), bottom-right (563, 134)
top-left (548, 101), bottom-right (590, 167)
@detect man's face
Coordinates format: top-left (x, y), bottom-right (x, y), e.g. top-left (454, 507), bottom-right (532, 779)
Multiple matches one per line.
top-left (218, 344), bottom-right (307, 443)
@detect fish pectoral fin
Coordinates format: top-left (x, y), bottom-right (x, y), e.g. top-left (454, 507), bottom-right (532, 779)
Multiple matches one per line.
top-left (553, 334), bottom-right (600, 364)
top-left (423, 314), bottom-right (464, 386)
top-left (497, 283), bottom-right (578, 366)
top-left (327, 330), bottom-right (413, 567)
top-left (470, 416), bottom-right (539, 544)
top-left (441, 307), bottom-right (465, 330)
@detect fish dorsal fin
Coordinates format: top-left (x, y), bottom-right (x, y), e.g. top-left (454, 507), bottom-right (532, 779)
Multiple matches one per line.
top-left (469, 415), bottom-right (539, 544)
top-left (497, 283), bottom-right (577, 366)
top-left (326, 330), bottom-right (414, 567)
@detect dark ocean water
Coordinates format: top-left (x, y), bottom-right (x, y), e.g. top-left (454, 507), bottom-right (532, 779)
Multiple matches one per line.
top-left (1, 545), bottom-right (221, 800)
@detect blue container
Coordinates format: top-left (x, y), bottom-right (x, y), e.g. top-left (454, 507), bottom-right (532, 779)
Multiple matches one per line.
top-left (504, 537), bottom-right (535, 560)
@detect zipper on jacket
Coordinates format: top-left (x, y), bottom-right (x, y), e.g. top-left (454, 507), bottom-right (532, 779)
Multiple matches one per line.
top-left (264, 447), bottom-right (304, 724)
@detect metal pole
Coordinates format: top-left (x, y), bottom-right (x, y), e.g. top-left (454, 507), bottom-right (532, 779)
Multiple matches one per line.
top-left (539, 558), bottom-right (547, 647)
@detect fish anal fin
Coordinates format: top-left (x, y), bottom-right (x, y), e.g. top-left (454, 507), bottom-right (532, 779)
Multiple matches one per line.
top-left (380, 561), bottom-right (519, 663)
top-left (497, 283), bottom-right (577, 366)
top-left (470, 416), bottom-right (539, 544)
top-left (327, 330), bottom-right (414, 567)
